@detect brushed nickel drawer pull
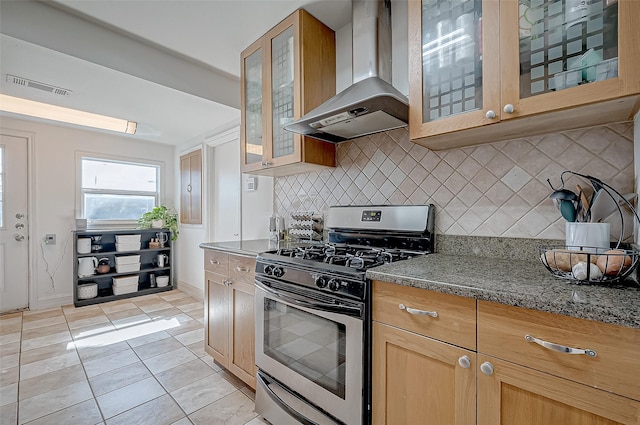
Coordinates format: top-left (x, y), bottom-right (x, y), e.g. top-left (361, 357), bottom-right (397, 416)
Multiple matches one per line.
top-left (210, 259), bottom-right (219, 265)
top-left (235, 266), bottom-right (250, 272)
top-left (398, 303), bottom-right (438, 317)
top-left (525, 335), bottom-right (597, 357)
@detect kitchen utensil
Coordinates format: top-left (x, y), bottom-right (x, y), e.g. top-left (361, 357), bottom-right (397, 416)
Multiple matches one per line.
top-left (576, 184), bottom-right (590, 221)
top-left (77, 282), bottom-right (98, 299)
top-left (560, 200), bottom-right (577, 222)
top-left (77, 238), bottom-right (91, 254)
top-left (78, 256), bottom-right (98, 277)
top-left (157, 254), bottom-right (169, 268)
top-left (156, 276), bottom-right (169, 287)
top-left (96, 258), bottom-right (110, 274)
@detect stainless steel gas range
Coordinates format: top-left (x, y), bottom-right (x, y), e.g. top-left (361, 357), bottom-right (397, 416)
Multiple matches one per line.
top-left (254, 205), bottom-right (435, 425)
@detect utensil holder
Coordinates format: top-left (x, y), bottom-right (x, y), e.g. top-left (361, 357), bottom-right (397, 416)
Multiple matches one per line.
top-left (565, 222), bottom-right (610, 253)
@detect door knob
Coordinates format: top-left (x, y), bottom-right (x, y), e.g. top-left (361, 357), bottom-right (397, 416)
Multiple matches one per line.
top-left (503, 104), bottom-right (515, 114)
top-left (485, 110), bottom-right (496, 119)
top-left (14, 234), bottom-right (25, 242)
top-left (15, 223), bottom-right (25, 229)
top-left (16, 213), bottom-right (25, 219)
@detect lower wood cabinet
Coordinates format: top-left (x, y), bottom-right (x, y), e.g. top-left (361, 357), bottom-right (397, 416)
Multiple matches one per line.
top-left (372, 280), bottom-right (640, 425)
top-left (204, 250), bottom-right (256, 389)
top-left (372, 321), bottom-right (476, 425)
top-left (477, 354), bottom-right (640, 425)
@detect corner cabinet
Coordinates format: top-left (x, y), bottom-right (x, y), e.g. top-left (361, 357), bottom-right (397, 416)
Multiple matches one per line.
top-left (240, 8), bottom-right (337, 177)
top-left (73, 229), bottom-right (173, 307)
top-left (408, 0), bottom-right (640, 150)
top-left (372, 280), bottom-right (640, 425)
top-left (204, 249), bottom-right (256, 389)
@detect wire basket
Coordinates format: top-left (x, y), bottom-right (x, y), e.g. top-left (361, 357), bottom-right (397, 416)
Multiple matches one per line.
top-left (540, 245), bottom-right (640, 284)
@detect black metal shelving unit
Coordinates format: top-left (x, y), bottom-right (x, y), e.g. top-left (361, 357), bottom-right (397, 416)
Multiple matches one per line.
top-left (73, 228), bottom-right (174, 307)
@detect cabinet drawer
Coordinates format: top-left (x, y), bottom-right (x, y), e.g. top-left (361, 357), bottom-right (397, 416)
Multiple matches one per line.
top-left (372, 280), bottom-right (476, 350)
top-left (478, 301), bottom-right (640, 401)
top-left (229, 254), bottom-right (255, 285)
top-left (204, 250), bottom-right (228, 274)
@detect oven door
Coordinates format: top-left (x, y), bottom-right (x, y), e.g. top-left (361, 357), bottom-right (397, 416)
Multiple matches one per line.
top-left (255, 278), bottom-right (364, 425)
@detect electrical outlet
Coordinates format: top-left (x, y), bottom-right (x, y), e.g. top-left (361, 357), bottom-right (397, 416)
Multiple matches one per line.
top-left (45, 234), bottom-right (56, 245)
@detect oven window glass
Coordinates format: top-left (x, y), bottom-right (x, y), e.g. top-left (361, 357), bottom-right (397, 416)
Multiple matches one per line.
top-left (263, 299), bottom-right (346, 399)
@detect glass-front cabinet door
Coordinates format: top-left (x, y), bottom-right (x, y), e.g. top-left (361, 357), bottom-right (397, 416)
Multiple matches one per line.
top-left (500, 0), bottom-right (638, 120)
top-left (409, 0), bottom-right (639, 146)
top-left (266, 23), bottom-right (301, 167)
top-left (409, 0), bottom-right (501, 139)
top-left (241, 40), bottom-right (265, 173)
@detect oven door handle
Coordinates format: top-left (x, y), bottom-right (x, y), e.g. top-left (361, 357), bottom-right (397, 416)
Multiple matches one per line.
top-left (255, 280), bottom-right (363, 318)
top-left (256, 370), bottom-right (320, 425)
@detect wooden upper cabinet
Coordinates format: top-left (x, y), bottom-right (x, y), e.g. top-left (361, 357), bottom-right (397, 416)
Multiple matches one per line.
top-left (180, 149), bottom-right (202, 224)
top-left (240, 9), bottom-right (337, 177)
top-left (409, 0), bottom-right (640, 150)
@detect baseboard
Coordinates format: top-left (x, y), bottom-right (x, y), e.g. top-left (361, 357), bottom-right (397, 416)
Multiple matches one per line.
top-left (176, 280), bottom-right (204, 301)
top-left (33, 293), bottom-right (73, 311)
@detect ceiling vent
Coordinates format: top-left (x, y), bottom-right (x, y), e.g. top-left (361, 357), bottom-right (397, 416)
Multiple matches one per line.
top-left (5, 74), bottom-right (72, 96)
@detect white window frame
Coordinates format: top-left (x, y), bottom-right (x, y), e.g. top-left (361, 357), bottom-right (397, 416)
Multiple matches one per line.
top-left (76, 152), bottom-right (163, 228)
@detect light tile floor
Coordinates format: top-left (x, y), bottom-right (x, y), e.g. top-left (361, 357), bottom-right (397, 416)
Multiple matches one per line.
top-left (0, 290), bottom-right (270, 425)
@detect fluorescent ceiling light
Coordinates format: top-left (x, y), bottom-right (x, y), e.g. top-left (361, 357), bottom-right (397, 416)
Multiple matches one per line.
top-left (0, 94), bottom-right (137, 134)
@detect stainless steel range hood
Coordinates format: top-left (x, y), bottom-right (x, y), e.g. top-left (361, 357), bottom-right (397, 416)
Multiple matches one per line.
top-left (284, 0), bottom-right (408, 143)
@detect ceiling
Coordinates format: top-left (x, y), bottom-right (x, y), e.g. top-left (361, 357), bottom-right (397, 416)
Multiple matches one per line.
top-left (0, 0), bottom-right (352, 145)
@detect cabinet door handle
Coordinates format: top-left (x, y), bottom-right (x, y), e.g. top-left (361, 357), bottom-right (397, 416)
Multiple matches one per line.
top-left (480, 361), bottom-right (494, 376)
top-left (210, 259), bottom-right (219, 265)
top-left (187, 184), bottom-right (192, 193)
top-left (458, 355), bottom-right (471, 369)
top-left (235, 266), bottom-right (250, 273)
top-left (503, 103), bottom-right (515, 114)
top-left (224, 279), bottom-right (233, 286)
top-left (525, 335), bottom-right (597, 357)
top-left (398, 303), bottom-right (438, 317)
top-left (485, 110), bottom-right (496, 119)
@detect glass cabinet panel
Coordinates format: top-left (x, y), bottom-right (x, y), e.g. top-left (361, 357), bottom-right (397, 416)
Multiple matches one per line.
top-left (422, 0), bottom-right (483, 123)
top-left (244, 49), bottom-right (263, 165)
top-left (519, 0), bottom-right (618, 98)
top-left (271, 27), bottom-right (295, 159)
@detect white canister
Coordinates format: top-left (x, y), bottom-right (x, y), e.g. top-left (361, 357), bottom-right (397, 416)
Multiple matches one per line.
top-left (77, 238), bottom-right (91, 254)
top-left (565, 222), bottom-right (610, 253)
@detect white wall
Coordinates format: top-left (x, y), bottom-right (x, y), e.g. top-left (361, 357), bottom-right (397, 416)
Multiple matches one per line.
top-left (241, 174), bottom-right (274, 240)
top-left (1, 116), bottom-right (176, 310)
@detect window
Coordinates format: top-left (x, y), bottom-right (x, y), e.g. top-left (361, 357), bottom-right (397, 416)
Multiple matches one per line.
top-left (80, 157), bottom-right (160, 222)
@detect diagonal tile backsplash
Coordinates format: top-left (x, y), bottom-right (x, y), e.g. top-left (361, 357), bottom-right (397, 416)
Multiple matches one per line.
top-left (274, 123), bottom-right (635, 240)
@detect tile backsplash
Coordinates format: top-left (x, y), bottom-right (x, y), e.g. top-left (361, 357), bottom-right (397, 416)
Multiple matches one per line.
top-left (274, 123), bottom-right (635, 240)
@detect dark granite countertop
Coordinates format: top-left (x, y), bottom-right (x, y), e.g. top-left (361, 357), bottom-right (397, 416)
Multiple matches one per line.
top-left (367, 253), bottom-right (640, 329)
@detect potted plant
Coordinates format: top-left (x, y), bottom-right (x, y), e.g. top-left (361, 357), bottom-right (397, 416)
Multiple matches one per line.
top-left (137, 206), bottom-right (179, 240)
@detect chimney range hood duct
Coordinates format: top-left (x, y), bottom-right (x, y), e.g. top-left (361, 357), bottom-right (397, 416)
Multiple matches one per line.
top-left (284, 0), bottom-right (408, 143)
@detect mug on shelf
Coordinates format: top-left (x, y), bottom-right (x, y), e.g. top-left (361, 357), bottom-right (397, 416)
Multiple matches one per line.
top-left (157, 254), bottom-right (169, 268)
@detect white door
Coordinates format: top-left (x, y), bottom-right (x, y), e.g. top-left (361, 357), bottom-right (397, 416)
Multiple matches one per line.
top-left (212, 140), bottom-right (241, 241)
top-left (0, 133), bottom-right (29, 312)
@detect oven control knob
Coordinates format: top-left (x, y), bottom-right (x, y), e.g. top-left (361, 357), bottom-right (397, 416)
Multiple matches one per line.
top-left (328, 278), bottom-right (342, 291)
top-left (264, 265), bottom-right (275, 276)
top-left (273, 267), bottom-right (285, 278)
top-left (315, 276), bottom-right (328, 288)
